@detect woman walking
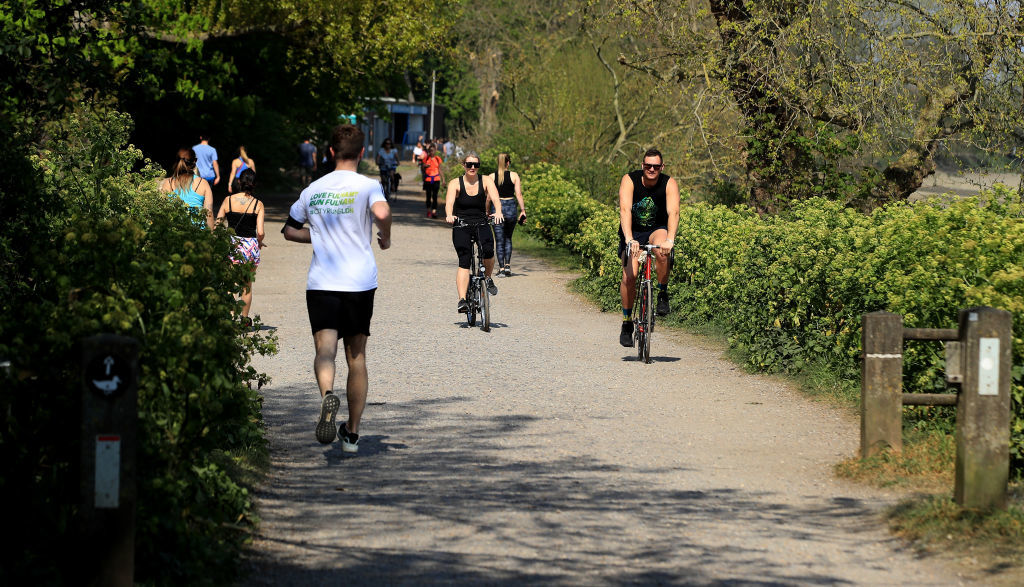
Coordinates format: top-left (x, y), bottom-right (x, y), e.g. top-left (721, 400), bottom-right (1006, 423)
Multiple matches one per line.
top-left (228, 146), bottom-right (256, 193)
top-left (159, 147), bottom-right (214, 229)
top-left (215, 168), bottom-right (266, 325)
top-left (421, 144), bottom-right (444, 218)
top-left (490, 153), bottom-right (526, 276)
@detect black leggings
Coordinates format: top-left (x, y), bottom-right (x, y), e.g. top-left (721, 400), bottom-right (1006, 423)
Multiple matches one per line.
top-left (424, 182), bottom-right (440, 209)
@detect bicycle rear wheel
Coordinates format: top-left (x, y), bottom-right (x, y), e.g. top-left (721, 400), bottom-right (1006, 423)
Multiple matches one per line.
top-left (479, 281), bottom-right (490, 332)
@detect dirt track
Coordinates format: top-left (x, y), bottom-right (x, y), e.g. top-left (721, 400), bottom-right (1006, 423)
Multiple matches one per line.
top-left (240, 170), bottom-right (982, 585)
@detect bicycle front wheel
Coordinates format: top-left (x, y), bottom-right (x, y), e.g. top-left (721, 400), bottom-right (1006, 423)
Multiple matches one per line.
top-left (479, 281), bottom-right (490, 332)
top-left (467, 284), bottom-right (478, 327)
top-left (636, 279), bottom-right (653, 363)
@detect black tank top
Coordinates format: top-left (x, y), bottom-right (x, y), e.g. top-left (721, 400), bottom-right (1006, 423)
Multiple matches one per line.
top-left (626, 170), bottom-right (669, 231)
top-left (493, 171), bottom-right (515, 199)
top-left (225, 196), bottom-right (259, 238)
top-left (454, 177), bottom-right (487, 222)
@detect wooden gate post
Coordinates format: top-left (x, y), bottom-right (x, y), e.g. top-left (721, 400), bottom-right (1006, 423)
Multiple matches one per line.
top-left (80, 334), bottom-right (139, 586)
top-left (955, 307), bottom-right (1012, 509)
top-left (861, 311), bottom-right (904, 457)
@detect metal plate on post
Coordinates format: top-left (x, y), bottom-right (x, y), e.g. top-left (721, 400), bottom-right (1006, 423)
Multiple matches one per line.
top-left (978, 337), bottom-right (1000, 396)
top-left (95, 435), bottom-right (121, 508)
top-left (945, 341), bottom-right (963, 384)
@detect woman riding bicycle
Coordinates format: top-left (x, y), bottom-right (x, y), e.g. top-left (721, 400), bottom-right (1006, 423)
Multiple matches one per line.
top-left (375, 139), bottom-right (398, 200)
top-left (445, 153), bottom-right (505, 314)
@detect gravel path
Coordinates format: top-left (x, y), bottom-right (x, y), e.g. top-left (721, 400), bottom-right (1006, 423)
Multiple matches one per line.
top-left (241, 174), bottom-right (971, 585)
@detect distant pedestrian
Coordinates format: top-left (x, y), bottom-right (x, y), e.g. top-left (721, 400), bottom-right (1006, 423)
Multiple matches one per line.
top-left (412, 136), bottom-right (425, 177)
top-left (216, 168), bottom-right (265, 325)
top-left (283, 124), bottom-right (392, 453)
top-left (489, 153), bottom-right (526, 276)
top-left (375, 139), bottom-right (399, 200)
top-left (228, 146), bottom-right (255, 194)
top-left (443, 137), bottom-right (454, 158)
top-left (159, 147), bottom-right (214, 229)
top-left (298, 138), bottom-right (317, 185)
top-left (421, 144), bottom-right (444, 218)
top-left (192, 134), bottom-right (221, 187)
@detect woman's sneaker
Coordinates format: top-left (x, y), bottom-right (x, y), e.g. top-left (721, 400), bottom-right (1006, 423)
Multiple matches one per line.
top-left (339, 422), bottom-right (360, 454)
top-left (457, 298), bottom-right (469, 313)
top-left (315, 393), bottom-right (340, 444)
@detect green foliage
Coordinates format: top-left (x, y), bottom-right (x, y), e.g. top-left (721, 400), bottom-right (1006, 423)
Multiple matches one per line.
top-left (0, 108), bottom-right (275, 584)
top-left (522, 163), bottom-right (1024, 477)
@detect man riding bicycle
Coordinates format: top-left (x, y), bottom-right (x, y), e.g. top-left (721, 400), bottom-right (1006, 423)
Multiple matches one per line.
top-left (618, 148), bottom-right (680, 347)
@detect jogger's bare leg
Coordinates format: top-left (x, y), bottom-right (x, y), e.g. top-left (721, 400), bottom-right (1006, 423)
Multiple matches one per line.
top-left (313, 329), bottom-right (339, 397)
top-left (343, 334), bottom-right (368, 434)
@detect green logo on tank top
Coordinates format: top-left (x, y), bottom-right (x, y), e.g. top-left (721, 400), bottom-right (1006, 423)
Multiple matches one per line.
top-left (633, 196), bottom-right (657, 227)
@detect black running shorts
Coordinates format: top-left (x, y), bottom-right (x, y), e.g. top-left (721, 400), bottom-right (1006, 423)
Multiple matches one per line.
top-left (306, 289), bottom-right (376, 336)
top-left (618, 226), bottom-right (667, 263)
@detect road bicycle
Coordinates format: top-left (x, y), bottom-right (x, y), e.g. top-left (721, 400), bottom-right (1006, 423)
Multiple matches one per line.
top-left (631, 243), bottom-right (662, 363)
top-left (454, 218), bottom-right (493, 332)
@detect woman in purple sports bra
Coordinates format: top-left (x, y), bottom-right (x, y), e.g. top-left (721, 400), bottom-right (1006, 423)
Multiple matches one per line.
top-left (228, 146), bottom-right (255, 193)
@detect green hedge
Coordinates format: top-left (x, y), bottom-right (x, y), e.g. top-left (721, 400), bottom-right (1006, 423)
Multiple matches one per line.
top-left (520, 164), bottom-right (1024, 474)
top-left (0, 109), bottom-right (275, 584)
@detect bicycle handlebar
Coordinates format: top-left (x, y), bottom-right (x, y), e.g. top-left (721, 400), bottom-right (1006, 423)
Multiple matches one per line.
top-left (452, 217), bottom-right (494, 228)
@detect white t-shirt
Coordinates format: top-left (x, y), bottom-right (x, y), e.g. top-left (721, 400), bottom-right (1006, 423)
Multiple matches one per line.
top-left (289, 170), bottom-right (386, 292)
top-left (413, 145), bottom-right (424, 160)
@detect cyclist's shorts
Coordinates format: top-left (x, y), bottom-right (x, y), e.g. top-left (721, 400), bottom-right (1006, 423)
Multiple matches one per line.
top-left (452, 223), bottom-right (495, 269)
top-left (618, 226), bottom-right (667, 262)
top-left (306, 289), bottom-right (375, 337)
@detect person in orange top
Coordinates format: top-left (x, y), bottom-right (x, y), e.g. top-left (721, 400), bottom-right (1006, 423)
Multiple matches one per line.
top-left (421, 144), bottom-right (445, 218)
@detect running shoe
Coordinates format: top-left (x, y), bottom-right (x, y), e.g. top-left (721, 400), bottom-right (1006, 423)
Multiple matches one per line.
top-left (457, 298), bottom-right (469, 313)
top-left (315, 393), bottom-right (340, 444)
top-left (656, 290), bottom-right (670, 316)
top-left (504, 266), bottom-right (512, 277)
top-left (619, 321), bottom-right (634, 347)
top-left (339, 422), bottom-right (360, 454)
top-left (486, 277), bottom-right (498, 296)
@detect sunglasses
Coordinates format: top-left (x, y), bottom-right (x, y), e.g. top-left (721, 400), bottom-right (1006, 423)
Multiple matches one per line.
top-left (464, 161), bottom-right (480, 169)
top-left (642, 163), bottom-right (663, 171)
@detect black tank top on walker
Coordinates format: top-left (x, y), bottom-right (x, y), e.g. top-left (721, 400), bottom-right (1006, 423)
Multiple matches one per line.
top-left (625, 170), bottom-right (669, 231)
top-left (454, 177), bottom-right (487, 223)
top-left (493, 171), bottom-right (515, 199)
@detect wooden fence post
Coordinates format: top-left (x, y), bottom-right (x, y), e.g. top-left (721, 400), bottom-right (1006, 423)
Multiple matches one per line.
top-left (955, 307), bottom-right (1012, 509)
top-left (861, 311), bottom-right (904, 457)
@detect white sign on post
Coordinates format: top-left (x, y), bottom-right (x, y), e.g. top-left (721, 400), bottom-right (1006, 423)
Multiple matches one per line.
top-left (978, 338), bottom-right (1000, 396)
top-left (95, 435), bottom-right (121, 508)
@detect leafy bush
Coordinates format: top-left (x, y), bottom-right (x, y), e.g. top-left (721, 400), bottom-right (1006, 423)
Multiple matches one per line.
top-left (521, 163), bottom-right (1024, 476)
top-left (0, 108), bottom-right (275, 584)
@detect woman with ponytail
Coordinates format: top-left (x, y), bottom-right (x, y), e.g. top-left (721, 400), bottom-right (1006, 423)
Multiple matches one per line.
top-left (216, 168), bottom-right (266, 325)
top-left (489, 153), bottom-right (526, 276)
top-left (159, 147), bottom-right (214, 229)
top-left (228, 146), bottom-right (256, 193)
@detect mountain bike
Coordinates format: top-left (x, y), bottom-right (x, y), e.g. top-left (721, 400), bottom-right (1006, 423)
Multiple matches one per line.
top-left (631, 243), bottom-right (662, 363)
top-left (454, 218), bottom-right (492, 332)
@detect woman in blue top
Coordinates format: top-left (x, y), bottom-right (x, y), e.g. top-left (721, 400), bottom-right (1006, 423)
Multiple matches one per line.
top-left (228, 146), bottom-right (256, 193)
top-left (159, 148), bottom-right (214, 229)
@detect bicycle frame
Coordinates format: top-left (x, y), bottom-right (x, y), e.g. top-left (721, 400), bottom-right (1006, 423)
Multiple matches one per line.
top-left (455, 218), bottom-right (493, 332)
top-left (631, 244), bottom-right (660, 363)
